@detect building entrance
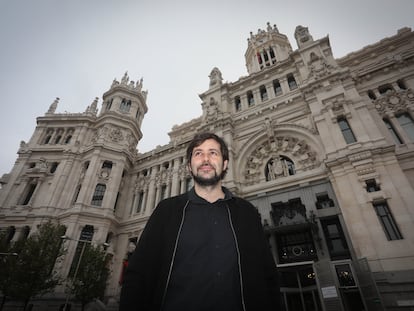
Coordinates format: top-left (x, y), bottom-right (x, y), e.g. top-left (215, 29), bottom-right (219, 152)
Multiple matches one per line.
top-left (279, 264), bottom-right (322, 311)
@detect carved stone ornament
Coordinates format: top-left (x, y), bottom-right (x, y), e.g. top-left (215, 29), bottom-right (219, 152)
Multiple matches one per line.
top-left (373, 89), bottom-right (413, 116)
top-left (244, 136), bottom-right (320, 185)
top-left (109, 128), bottom-right (124, 142)
top-left (209, 67), bottom-right (223, 87)
top-left (99, 168), bottom-right (111, 180)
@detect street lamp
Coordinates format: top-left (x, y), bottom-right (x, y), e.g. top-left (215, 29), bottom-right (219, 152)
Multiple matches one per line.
top-left (60, 236), bottom-right (109, 311)
top-left (61, 235), bottom-right (90, 311)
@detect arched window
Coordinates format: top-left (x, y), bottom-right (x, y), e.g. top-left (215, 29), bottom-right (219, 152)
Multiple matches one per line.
top-left (137, 191), bottom-right (144, 213)
top-left (273, 79), bottom-right (282, 95)
top-left (338, 117), bottom-right (357, 144)
top-left (269, 47), bottom-right (276, 62)
top-left (21, 179), bottom-right (37, 205)
top-left (247, 91), bottom-right (254, 107)
top-left (397, 113), bottom-right (414, 141)
top-left (102, 161), bottom-right (113, 169)
top-left (287, 74), bottom-right (298, 90)
top-left (397, 79), bottom-right (407, 90)
top-left (257, 52), bottom-right (263, 65)
top-left (383, 118), bottom-right (403, 144)
top-left (72, 185), bottom-right (81, 204)
top-left (265, 156), bottom-right (296, 181)
top-left (367, 90), bottom-right (376, 100)
top-left (120, 99), bottom-right (131, 112)
top-left (64, 135), bottom-right (72, 144)
top-left (310, 52), bottom-right (318, 62)
top-left (50, 162), bottom-right (59, 174)
top-left (55, 135), bottom-right (62, 144)
top-left (44, 135), bottom-right (52, 144)
top-left (91, 184), bottom-right (106, 206)
top-left (234, 96), bottom-right (241, 112)
top-left (263, 50), bottom-right (269, 63)
top-left (378, 84), bottom-right (393, 95)
top-left (5, 226), bottom-right (16, 244)
top-left (106, 98), bottom-right (113, 110)
top-left (260, 85), bottom-right (268, 101)
top-left (20, 226), bottom-right (30, 240)
top-left (43, 129), bottom-right (54, 144)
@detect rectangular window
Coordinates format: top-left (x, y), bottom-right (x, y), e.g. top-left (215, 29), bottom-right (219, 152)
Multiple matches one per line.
top-left (234, 96), bottom-right (241, 112)
top-left (260, 86), bottom-right (268, 101)
top-left (365, 179), bottom-right (380, 192)
top-left (397, 113), bottom-right (414, 142)
top-left (373, 202), bottom-right (403, 240)
top-left (338, 117), bottom-right (357, 144)
top-left (247, 91), bottom-right (254, 106)
top-left (91, 184), bottom-right (106, 206)
top-left (383, 118), bottom-right (403, 144)
top-left (321, 217), bottom-right (351, 260)
top-left (273, 80), bottom-right (282, 95)
top-left (287, 74), bottom-right (298, 90)
top-left (22, 182), bottom-right (37, 205)
top-left (315, 193), bottom-right (334, 209)
top-left (136, 191), bottom-right (144, 213)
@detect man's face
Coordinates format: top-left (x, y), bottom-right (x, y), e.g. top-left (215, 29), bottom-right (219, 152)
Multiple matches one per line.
top-left (189, 139), bottom-right (228, 186)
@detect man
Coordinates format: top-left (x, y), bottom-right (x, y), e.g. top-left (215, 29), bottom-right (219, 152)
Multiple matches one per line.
top-left (120, 132), bottom-right (280, 311)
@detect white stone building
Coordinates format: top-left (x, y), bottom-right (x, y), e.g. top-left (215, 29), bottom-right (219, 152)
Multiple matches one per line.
top-left (1, 23), bottom-right (414, 311)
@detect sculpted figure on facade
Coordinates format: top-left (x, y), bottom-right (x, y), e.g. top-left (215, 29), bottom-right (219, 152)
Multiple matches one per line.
top-left (121, 72), bottom-right (129, 85)
top-left (209, 67), bottom-right (223, 87)
top-left (204, 97), bottom-right (219, 122)
top-left (47, 97), bottom-right (59, 114)
top-left (109, 127), bottom-right (124, 143)
top-left (266, 156), bottom-right (288, 180)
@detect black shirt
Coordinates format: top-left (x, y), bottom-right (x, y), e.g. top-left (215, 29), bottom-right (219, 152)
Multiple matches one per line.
top-left (163, 188), bottom-right (243, 311)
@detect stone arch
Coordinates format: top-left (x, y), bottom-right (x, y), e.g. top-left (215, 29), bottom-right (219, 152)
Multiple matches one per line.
top-left (236, 124), bottom-right (324, 185)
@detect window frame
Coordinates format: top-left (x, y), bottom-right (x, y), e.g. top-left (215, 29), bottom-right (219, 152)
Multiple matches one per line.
top-left (373, 201), bottom-right (403, 241)
top-left (338, 117), bottom-right (357, 144)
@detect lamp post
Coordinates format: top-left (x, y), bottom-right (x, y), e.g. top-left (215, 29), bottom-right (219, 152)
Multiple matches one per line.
top-left (60, 236), bottom-right (109, 311)
top-left (61, 236), bottom-right (90, 311)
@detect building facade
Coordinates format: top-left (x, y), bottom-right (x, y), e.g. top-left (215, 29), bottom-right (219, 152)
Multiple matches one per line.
top-left (1, 23), bottom-right (414, 311)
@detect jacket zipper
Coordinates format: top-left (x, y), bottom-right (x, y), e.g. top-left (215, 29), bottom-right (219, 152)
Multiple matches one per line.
top-left (226, 205), bottom-right (247, 311)
top-left (160, 200), bottom-right (189, 310)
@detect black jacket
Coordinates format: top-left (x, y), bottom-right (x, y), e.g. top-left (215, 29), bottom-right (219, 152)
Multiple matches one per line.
top-left (119, 191), bottom-right (280, 311)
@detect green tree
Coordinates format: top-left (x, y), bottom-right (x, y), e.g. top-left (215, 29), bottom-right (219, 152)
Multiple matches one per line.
top-left (0, 231), bottom-right (19, 310)
top-left (67, 243), bottom-right (109, 311)
top-left (0, 222), bottom-right (66, 311)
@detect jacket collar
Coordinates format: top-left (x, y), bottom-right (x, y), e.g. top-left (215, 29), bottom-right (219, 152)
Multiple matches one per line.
top-left (188, 186), bottom-right (233, 204)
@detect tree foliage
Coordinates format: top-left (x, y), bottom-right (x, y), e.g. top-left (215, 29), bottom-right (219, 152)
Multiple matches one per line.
top-left (0, 221), bottom-right (66, 310)
top-left (68, 243), bottom-right (110, 311)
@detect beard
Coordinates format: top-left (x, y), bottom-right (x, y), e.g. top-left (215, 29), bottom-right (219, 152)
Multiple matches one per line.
top-left (192, 171), bottom-right (222, 186)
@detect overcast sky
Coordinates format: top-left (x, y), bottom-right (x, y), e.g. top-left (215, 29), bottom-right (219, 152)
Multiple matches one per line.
top-left (1, 0), bottom-right (413, 176)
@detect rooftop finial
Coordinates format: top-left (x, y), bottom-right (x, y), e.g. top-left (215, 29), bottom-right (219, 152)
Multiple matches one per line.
top-left (47, 97), bottom-right (59, 114)
top-left (121, 71), bottom-right (129, 85)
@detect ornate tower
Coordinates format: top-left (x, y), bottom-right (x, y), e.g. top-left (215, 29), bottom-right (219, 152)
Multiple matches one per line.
top-left (245, 22), bottom-right (293, 74)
